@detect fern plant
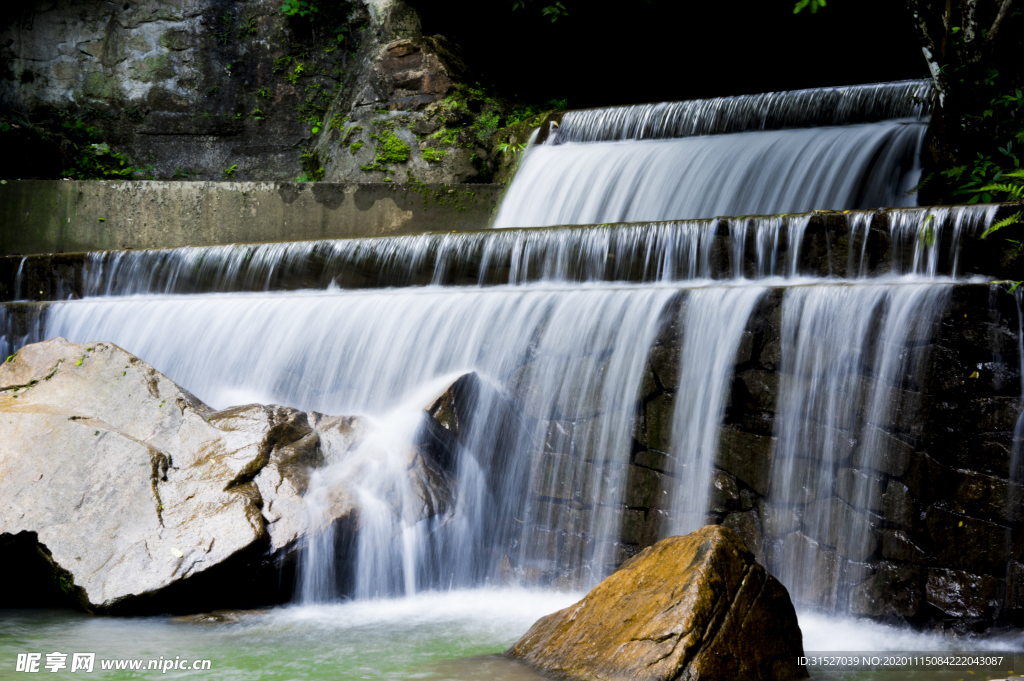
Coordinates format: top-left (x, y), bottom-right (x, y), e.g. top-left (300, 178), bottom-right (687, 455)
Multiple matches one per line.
top-left (979, 169), bottom-right (1024, 239)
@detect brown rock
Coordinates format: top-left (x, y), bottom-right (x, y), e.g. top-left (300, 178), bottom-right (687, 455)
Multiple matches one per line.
top-left (508, 526), bottom-right (807, 681)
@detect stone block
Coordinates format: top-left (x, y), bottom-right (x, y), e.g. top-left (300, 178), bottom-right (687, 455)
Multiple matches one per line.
top-left (925, 505), bottom-right (1012, 576)
top-left (849, 562), bottom-right (923, 617)
top-left (559, 532), bottom-right (593, 569)
top-left (531, 452), bottom-right (597, 502)
top-left (783, 420), bottom-right (855, 463)
top-left (878, 529), bottom-right (928, 564)
top-left (881, 480), bottom-right (917, 528)
top-left (639, 361), bottom-right (659, 400)
top-left (640, 508), bottom-right (670, 549)
top-left (1006, 561), bottom-right (1024, 612)
top-left (835, 467), bottom-right (885, 513)
top-left (769, 456), bottom-right (833, 505)
top-left (904, 451), bottom-right (949, 507)
top-left (649, 343), bottom-right (679, 389)
top-left (974, 396), bottom-right (1024, 431)
top-left (735, 331), bottom-right (754, 365)
top-left (844, 560), bottom-right (873, 586)
top-left (542, 420), bottom-right (575, 454)
top-left (595, 541), bottom-right (632, 568)
top-left (634, 449), bottom-right (674, 472)
top-left (573, 412), bottom-right (635, 464)
top-left (620, 509), bottom-right (645, 545)
top-left (645, 394), bottom-right (675, 453)
top-left (716, 426), bottom-right (775, 496)
top-left (853, 425), bottom-right (913, 476)
top-left (758, 500), bottom-right (800, 537)
top-left (781, 531), bottom-right (839, 609)
top-left (625, 465), bottom-right (667, 509)
top-left (860, 379), bottom-right (930, 436)
top-left (759, 338), bottom-right (781, 371)
top-left (524, 527), bottom-right (559, 565)
top-left (926, 568), bottom-right (1002, 618)
top-left (954, 470), bottom-right (1024, 524)
top-left (739, 369), bottom-right (778, 412)
top-left (802, 498), bottom-right (878, 562)
top-left (708, 469), bottom-right (740, 513)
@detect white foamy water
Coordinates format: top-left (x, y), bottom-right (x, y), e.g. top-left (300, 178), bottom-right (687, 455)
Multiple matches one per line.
top-left (495, 121), bottom-right (925, 228)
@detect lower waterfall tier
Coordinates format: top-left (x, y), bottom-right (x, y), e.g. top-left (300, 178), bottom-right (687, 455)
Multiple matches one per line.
top-left (1, 278), bottom-right (1020, 629)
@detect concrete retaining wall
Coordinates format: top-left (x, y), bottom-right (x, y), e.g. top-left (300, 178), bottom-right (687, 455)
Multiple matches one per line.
top-left (0, 181), bottom-right (502, 255)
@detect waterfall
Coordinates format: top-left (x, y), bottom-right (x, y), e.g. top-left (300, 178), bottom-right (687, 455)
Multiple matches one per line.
top-left (38, 284), bottom-right (677, 594)
top-left (494, 121), bottom-right (926, 228)
top-left (1, 78), bottom-right (1017, 625)
top-left (769, 282), bottom-right (951, 611)
top-left (555, 81), bottom-right (931, 143)
top-left (664, 286), bottom-right (768, 534)
top-left (16, 204), bottom-right (996, 301)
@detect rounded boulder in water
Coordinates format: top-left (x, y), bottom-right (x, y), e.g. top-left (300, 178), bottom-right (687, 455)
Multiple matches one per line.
top-left (507, 524), bottom-right (807, 681)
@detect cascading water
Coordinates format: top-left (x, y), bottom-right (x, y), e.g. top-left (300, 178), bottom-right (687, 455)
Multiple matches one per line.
top-left (494, 81), bottom-right (931, 227)
top-left (0, 80), bottom-right (1016, 638)
top-left (769, 283), bottom-right (952, 610)
top-left (3, 204), bottom-right (1002, 604)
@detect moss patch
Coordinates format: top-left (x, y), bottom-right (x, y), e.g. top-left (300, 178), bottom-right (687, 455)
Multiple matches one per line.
top-left (421, 148), bottom-right (447, 163)
top-left (128, 53), bottom-right (174, 83)
top-left (361, 129), bottom-right (411, 172)
top-left (81, 72), bottom-right (122, 102)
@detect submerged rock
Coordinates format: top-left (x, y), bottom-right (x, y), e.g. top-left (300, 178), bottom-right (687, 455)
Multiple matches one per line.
top-left (508, 525), bottom-right (806, 681)
top-left (0, 338), bottom-right (462, 613)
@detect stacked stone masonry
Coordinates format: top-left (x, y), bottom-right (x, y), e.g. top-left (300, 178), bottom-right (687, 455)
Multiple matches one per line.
top-left (504, 284), bottom-right (1023, 632)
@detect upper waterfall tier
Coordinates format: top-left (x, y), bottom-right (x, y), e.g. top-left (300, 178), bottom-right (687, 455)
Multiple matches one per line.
top-left (555, 81), bottom-right (933, 143)
top-left (494, 81), bottom-right (933, 227)
top-left (0, 204), bottom-right (1007, 302)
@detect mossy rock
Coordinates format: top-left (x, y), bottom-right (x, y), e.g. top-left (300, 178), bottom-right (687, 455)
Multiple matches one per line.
top-left (81, 72), bottom-right (123, 102)
top-left (128, 53), bottom-right (174, 83)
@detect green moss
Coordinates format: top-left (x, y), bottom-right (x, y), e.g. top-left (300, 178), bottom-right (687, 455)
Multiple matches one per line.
top-left (421, 148), bottom-right (447, 163)
top-left (82, 72), bottom-right (122, 101)
top-left (128, 53), bottom-right (174, 83)
top-left (361, 128), bottom-right (410, 172)
top-left (372, 129), bottom-right (410, 164)
top-left (350, 140), bottom-right (363, 154)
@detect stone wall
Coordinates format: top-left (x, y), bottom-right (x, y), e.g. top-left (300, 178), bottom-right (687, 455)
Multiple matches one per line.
top-left (0, 179), bottom-right (501, 255)
top-left (508, 283), bottom-right (1024, 631)
top-left (0, 0), bottom-right (544, 184)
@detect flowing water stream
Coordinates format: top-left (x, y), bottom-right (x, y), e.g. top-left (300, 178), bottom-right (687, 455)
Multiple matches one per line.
top-left (1, 80), bottom-right (1020, 679)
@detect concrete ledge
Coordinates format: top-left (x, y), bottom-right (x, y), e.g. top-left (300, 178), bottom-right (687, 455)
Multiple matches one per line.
top-left (0, 181), bottom-right (502, 255)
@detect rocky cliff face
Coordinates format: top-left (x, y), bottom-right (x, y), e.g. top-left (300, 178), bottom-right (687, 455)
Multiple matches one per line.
top-left (0, 0), bottom-right (543, 184)
top-left (0, 337), bottom-right (462, 613)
